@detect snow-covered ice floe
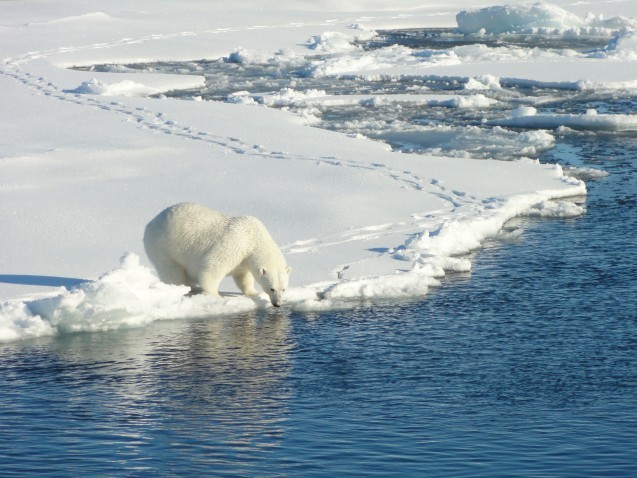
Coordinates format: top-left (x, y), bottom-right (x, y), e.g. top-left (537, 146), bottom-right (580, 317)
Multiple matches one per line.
top-left (240, 91), bottom-right (498, 110)
top-left (456, 2), bottom-right (637, 35)
top-left (490, 107), bottom-right (637, 132)
top-left (0, 166), bottom-right (585, 342)
top-left (3, 0), bottom-right (634, 342)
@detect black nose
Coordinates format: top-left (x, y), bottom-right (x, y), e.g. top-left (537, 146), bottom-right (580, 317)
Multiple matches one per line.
top-left (273, 303), bottom-right (281, 308)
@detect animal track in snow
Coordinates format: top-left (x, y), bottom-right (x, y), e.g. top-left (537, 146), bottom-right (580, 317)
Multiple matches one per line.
top-left (1, 19), bottom-right (476, 203)
top-left (1, 21), bottom-right (482, 264)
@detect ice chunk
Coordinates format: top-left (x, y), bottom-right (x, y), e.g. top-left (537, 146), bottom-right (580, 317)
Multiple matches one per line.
top-left (602, 31), bottom-right (637, 60)
top-left (563, 166), bottom-right (609, 180)
top-left (490, 110), bottom-right (637, 131)
top-left (307, 26), bottom-right (377, 54)
top-left (465, 75), bottom-right (501, 90)
top-left (525, 200), bottom-right (586, 217)
top-left (258, 88), bottom-right (328, 107)
top-left (457, 3), bottom-right (585, 34)
top-left (65, 78), bottom-right (159, 97)
top-left (457, 2), bottom-right (637, 35)
top-left (226, 91), bottom-right (259, 105)
top-left (511, 106), bottom-right (538, 117)
top-left (0, 300), bottom-right (55, 342)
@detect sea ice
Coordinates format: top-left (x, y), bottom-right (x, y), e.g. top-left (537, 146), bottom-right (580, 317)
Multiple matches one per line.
top-left (2, 0), bottom-right (629, 342)
top-left (525, 200), bottom-right (586, 218)
top-left (600, 31), bottom-right (637, 60)
top-left (65, 78), bottom-right (159, 96)
top-left (563, 166), bottom-right (609, 180)
top-left (456, 2), bottom-right (635, 35)
top-left (490, 107), bottom-right (637, 131)
top-left (457, 3), bottom-right (584, 34)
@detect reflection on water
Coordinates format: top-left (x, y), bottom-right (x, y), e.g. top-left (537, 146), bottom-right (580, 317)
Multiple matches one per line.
top-left (1, 311), bottom-right (294, 476)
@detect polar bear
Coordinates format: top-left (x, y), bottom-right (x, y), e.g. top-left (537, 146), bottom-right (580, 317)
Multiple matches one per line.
top-left (143, 203), bottom-right (291, 307)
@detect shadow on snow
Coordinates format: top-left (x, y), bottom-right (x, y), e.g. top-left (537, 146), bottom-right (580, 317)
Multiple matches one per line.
top-left (0, 274), bottom-right (88, 290)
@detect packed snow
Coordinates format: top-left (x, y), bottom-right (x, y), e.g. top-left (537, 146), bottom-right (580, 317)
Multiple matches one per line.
top-left (2, 0), bottom-right (634, 342)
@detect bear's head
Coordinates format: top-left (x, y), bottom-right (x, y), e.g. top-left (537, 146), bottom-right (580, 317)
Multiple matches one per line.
top-left (258, 265), bottom-right (292, 307)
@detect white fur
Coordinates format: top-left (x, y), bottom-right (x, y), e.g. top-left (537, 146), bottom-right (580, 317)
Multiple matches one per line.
top-left (143, 203), bottom-right (291, 306)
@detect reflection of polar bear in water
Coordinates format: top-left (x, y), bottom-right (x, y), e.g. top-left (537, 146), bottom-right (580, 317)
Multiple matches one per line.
top-left (143, 203), bottom-right (291, 307)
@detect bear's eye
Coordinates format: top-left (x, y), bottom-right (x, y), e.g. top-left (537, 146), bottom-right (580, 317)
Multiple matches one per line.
top-left (270, 288), bottom-right (275, 292)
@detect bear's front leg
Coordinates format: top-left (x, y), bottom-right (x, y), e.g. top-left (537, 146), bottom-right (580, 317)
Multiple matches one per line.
top-left (232, 270), bottom-right (260, 297)
top-left (198, 271), bottom-right (224, 298)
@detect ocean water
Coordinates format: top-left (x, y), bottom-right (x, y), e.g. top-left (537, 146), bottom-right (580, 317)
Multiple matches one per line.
top-left (3, 31), bottom-right (637, 476)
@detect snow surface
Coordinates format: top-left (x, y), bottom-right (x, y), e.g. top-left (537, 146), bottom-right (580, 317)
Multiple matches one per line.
top-left (2, 0), bottom-right (634, 341)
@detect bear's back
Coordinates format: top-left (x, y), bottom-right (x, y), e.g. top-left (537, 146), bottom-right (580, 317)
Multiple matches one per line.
top-left (166, 202), bottom-right (227, 230)
top-left (145, 202), bottom-right (273, 254)
top-left (144, 203), bottom-right (230, 255)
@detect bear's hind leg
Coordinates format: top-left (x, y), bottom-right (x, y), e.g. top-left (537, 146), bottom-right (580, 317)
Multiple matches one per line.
top-left (152, 257), bottom-right (189, 287)
top-left (232, 270), bottom-right (259, 297)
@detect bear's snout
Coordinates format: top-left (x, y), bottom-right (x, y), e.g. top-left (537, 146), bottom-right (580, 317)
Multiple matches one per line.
top-left (268, 290), bottom-right (284, 307)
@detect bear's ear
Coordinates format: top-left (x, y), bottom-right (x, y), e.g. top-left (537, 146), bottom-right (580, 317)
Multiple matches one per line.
top-left (261, 268), bottom-right (268, 276)
top-left (286, 266), bottom-right (292, 275)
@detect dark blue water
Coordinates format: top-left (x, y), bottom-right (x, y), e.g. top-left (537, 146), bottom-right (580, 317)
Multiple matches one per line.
top-left (1, 136), bottom-right (636, 476)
